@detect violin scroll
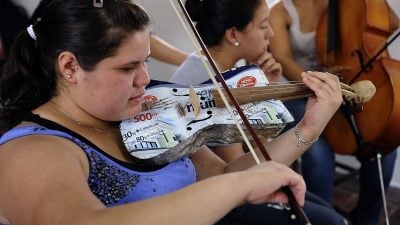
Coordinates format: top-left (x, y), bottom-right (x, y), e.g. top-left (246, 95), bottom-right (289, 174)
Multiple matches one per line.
top-left (347, 80), bottom-right (376, 104)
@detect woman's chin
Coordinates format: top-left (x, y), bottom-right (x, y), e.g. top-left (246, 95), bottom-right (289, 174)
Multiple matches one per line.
top-left (127, 107), bottom-right (143, 120)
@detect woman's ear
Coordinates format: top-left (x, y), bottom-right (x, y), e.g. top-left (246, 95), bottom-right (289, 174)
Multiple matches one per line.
top-left (58, 51), bottom-right (79, 82)
top-left (225, 27), bottom-right (240, 47)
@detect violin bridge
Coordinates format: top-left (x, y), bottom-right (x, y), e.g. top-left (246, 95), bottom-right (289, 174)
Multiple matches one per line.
top-left (189, 85), bottom-right (201, 117)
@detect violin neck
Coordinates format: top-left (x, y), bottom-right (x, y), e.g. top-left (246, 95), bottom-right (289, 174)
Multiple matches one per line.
top-left (211, 82), bottom-right (364, 107)
top-left (211, 84), bottom-right (314, 107)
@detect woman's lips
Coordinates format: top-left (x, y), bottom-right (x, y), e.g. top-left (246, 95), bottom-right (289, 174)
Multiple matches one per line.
top-left (129, 92), bottom-right (145, 102)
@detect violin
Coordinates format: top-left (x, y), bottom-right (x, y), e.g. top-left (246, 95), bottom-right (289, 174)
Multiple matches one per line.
top-left (120, 65), bottom-right (290, 165)
top-left (119, 65), bottom-right (375, 166)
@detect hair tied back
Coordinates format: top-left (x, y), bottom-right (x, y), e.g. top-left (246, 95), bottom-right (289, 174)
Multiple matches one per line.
top-left (26, 25), bottom-right (37, 40)
top-left (93, 0), bottom-right (103, 8)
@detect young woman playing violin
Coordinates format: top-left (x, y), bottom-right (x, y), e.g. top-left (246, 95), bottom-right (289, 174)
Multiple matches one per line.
top-left (269, 1), bottom-right (398, 225)
top-left (170, 0), bottom-right (346, 224)
top-left (0, 0), bottom-right (343, 225)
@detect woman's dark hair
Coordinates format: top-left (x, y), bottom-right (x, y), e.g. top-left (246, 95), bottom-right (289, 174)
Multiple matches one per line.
top-left (185, 0), bottom-right (263, 47)
top-left (29, 0), bottom-right (54, 25)
top-left (0, 0), bottom-right (29, 64)
top-left (0, 0), bottom-right (150, 132)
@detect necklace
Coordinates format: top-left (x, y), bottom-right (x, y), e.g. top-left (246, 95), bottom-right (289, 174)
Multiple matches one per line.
top-left (50, 101), bottom-right (111, 137)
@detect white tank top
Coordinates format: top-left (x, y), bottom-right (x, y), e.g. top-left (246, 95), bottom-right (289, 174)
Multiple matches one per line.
top-left (283, 0), bottom-right (323, 72)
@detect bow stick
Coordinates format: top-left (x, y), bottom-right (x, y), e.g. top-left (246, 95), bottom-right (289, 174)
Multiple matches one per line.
top-left (172, 1), bottom-right (311, 224)
top-left (169, 1), bottom-right (260, 163)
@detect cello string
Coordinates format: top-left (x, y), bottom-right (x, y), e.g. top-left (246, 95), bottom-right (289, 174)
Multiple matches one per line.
top-left (169, 0), bottom-right (261, 163)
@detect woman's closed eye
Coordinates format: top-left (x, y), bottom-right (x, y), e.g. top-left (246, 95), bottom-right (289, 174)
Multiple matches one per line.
top-left (120, 59), bottom-right (150, 74)
top-left (259, 22), bottom-right (269, 29)
top-left (120, 66), bottom-right (135, 74)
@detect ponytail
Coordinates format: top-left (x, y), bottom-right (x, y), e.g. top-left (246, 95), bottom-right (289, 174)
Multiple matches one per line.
top-left (0, 27), bottom-right (55, 132)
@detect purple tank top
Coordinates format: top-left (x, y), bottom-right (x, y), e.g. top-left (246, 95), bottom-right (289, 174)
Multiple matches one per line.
top-left (0, 115), bottom-right (196, 207)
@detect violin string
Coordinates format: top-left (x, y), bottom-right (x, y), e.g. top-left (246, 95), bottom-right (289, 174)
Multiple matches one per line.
top-left (146, 97), bottom-right (176, 109)
top-left (212, 84), bottom-right (313, 102)
top-left (211, 82), bottom-right (358, 106)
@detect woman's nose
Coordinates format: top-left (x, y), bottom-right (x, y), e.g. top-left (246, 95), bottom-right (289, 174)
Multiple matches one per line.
top-left (135, 64), bottom-right (150, 87)
top-left (266, 23), bottom-right (274, 39)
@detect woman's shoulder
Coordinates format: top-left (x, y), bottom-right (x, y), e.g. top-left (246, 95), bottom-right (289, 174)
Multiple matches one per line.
top-left (0, 124), bottom-right (81, 149)
top-left (270, 1), bottom-right (285, 13)
top-left (1, 124), bottom-right (84, 153)
top-left (0, 124), bottom-right (89, 173)
top-left (0, 128), bottom-right (93, 225)
top-left (270, 1), bottom-right (291, 25)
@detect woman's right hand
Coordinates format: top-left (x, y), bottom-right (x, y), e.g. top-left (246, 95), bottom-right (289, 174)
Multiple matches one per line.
top-left (240, 161), bottom-right (306, 206)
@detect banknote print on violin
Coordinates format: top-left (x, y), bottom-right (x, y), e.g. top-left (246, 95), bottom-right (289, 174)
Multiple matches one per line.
top-left (120, 65), bottom-right (293, 166)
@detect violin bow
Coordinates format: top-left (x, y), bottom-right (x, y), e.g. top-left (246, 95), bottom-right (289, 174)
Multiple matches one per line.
top-left (169, 1), bottom-right (260, 163)
top-left (171, 1), bottom-right (311, 224)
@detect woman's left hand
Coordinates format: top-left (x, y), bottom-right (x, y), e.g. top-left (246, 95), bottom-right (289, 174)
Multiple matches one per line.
top-left (300, 71), bottom-right (342, 138)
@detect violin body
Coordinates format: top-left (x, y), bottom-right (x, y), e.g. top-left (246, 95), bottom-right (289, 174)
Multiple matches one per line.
top-left (120, 65), bottom-right (293, 165)
top-left (316, 0), bottom-right (400, 157)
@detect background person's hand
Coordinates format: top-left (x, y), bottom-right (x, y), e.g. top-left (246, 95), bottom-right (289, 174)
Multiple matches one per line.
top-left (252, 51), bottom-right (283, 83)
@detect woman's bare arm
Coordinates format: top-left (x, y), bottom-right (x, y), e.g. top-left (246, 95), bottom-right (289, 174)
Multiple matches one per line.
top-left (269, 2), bottom-right (305, 81)
top-left (0, 135), bottom-right (305, 225)
top-left (150, 35), bottom-right (188, 66)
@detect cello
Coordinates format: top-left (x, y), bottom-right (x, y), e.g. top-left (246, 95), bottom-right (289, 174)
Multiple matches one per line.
top-left (316, 0), bottom-right (400, 158)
